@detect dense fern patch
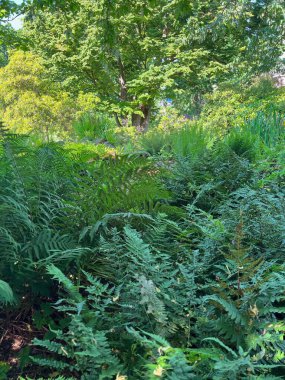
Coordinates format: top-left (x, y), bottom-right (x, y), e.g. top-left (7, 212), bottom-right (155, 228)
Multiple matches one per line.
top-left (0, 122), bottom-right (284, 379)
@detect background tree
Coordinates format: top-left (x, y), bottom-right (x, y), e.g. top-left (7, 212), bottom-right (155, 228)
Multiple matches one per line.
top-left (0, 1), bottom-right (22, 64)
top-left (0, 1), bottom-right (17, 22)
top-left (0, 50), bottom-right (79, 139)
top-left (23, 0), bottom-right (284, 131)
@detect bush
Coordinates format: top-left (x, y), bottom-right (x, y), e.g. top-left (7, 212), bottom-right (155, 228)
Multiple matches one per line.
top-left (199, 77), bottom-right (285, 133)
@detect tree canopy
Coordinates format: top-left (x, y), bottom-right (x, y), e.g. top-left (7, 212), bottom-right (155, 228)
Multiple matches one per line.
top-left (23, 0), bottom-right (285, 130)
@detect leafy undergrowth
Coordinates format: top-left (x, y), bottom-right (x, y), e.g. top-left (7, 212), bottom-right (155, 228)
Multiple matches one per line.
top-left (0, 115), bottom-right (284, 379)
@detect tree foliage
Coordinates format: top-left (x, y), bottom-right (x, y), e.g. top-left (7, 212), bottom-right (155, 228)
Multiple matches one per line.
top-left (23, 0), bottom-right (285, 131)
top-left (0, 50), bottom-right (83, 139)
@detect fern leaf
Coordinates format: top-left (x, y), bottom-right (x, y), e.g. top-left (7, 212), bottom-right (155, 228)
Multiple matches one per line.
top-left (204, 295), bottom-right (247, 326)
top-left (0, 280), bottom-right (14, 305)
top-left (203, 337), bottom-right (238, 358)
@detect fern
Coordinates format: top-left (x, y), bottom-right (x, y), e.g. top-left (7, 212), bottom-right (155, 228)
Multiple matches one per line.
top-left (204, 295), bottom-right (247, 326)
top-left (47, 264), bottom-right (82, 302)
top-left (0, 279), bottom-right (14, 305)
top-left (0, 125), bottom-right (283, 380)
top-left (166, 352), bottom-right (195, 380)
top-left (0, 136), bottom-right (89, 301)
top-left (70, 154), bottom-right (167, 224)
top-left (32, 267), bottom-right (124, 379)
top-left (138, 275), bottom-right (168, 325)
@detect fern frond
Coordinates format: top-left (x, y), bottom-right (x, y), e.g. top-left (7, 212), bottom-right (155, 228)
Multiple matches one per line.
top-left (31, 357), bottom-right (71, 370)
top-left (0, 280), bottom-right (14, 305)
top-left (203, 337), bottom-right (238, 358)
top-left (204, 295), bottom-right (247, 326)
top-left (47, 265), bottom-right (82, 302)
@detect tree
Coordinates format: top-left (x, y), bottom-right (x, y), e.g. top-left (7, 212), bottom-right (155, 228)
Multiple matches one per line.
top-left (24, 0), bottom-right (285, 131)
top-left (0, 50), bottom-right (79, 140)
top-left (0, 0), bottom-right (77, 67)
top-left (0, 1), bottom-right (20, 57)
top-left (0, 1), bottom-right (17, 20)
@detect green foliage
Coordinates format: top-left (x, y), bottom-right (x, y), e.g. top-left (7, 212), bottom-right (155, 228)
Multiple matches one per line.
top-left (0, 135), bottom-right (88, 301)
top-left (0, 361), bottom-right (10, 379)
top-left (70, 154), bottom-right (169, 224)
top-left (138, 123), bottom-right (212, 158)
top-left (164, 148), bottom-right (252, 211)
top-left (168, 125), bottom-right (213, 158)
top-left (0, 132), bottom-right (169, 310)
top-left (0, 279), bottom-right (14, 305)
top-left (127, 329), bottom-right (195, 379)
top-left (0, 57), bottom-right (284, 380)
top-left (222, 128), bottom-right (263, 162)
top-left (73, 112), bottom-right (116, 144)
top-left (0, 1), bottom-right (284, 380)
top-left (32, 265), bottom-right (124, 379)
top-left (19, 377), bottom-right (74, 380)
top-left (31, 214), bottom-right (200, 378)
top-left (151, 106), bottom-right (190, 133)
top-left (0, 51), bottom-right (80, 140)
top-left (0, 123), bottom-right (282, 379)
top-left (139, 129), bottom-right (172, 155)
top-left (245, 110), bottom-right (285, 147)
top-left (23, 0), bottom-right (285, 130)
top-left (199, 78), bottom-right (285, 133)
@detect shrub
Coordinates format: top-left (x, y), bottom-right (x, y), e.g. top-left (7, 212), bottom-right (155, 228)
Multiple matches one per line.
top-left (198, 78), bottom-right (285, 133)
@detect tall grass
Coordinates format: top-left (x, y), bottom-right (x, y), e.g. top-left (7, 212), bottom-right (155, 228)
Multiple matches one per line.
top-left (139, 125), bottom-right (213, 158)
top-left (73, 113), bottom-right (116, 142)
top-left (245, 110), bottom-right (285, 147)
top-left (169, 124), bottom-right (213, 158)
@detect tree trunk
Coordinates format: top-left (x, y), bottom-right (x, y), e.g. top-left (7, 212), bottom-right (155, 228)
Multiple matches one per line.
top-left (117, 57), bottom-right (152, 132)
top-left (132, 113), bottom-right (141, 129)
top-left (117, 57), bottom-right (130, 127)
top-left (133, 105), bottom-right (151, 133)
top-left (114, 112), bottom-right (122, 127)
top-left (140, 105), bottom-right (151, 132)
top-left (118, 57), bottom-right (127, 101)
